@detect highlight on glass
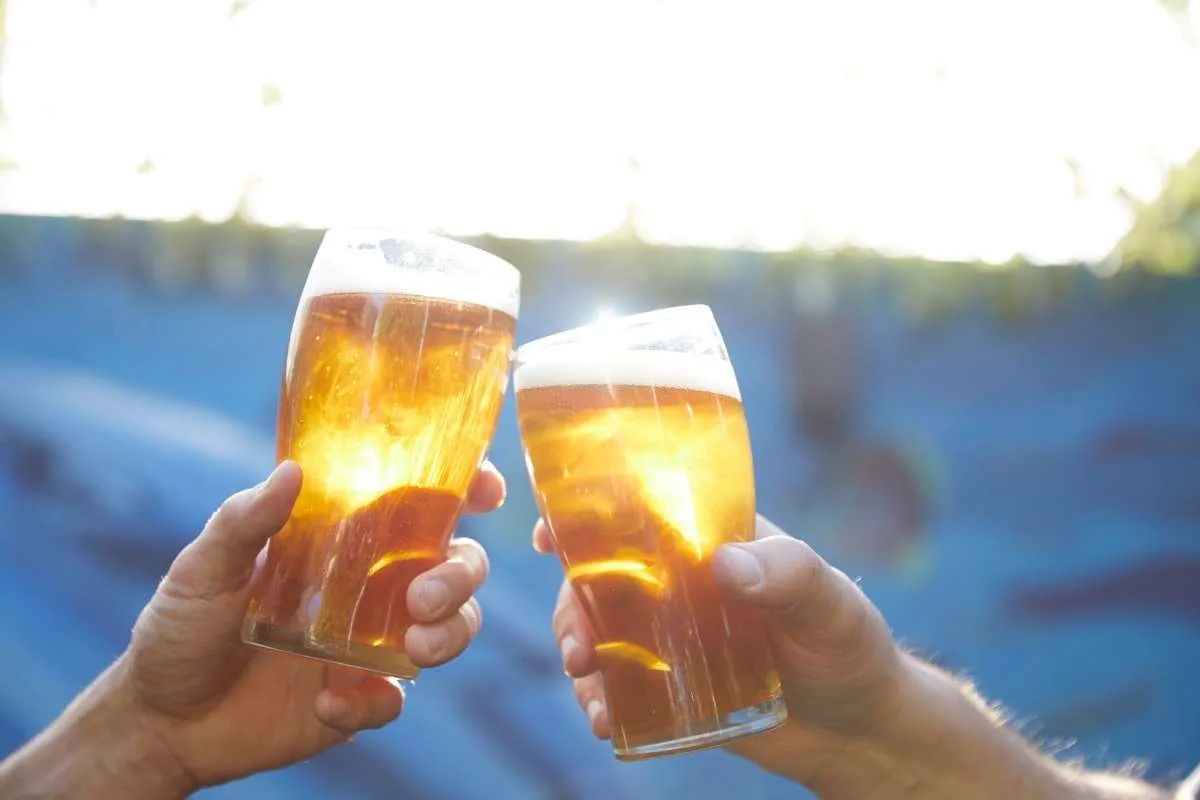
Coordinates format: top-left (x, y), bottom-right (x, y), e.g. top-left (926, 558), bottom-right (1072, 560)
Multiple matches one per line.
top-left (513, 305), bottom-right (786, 760)
top-left (242, 227), bottom-right (520, 679)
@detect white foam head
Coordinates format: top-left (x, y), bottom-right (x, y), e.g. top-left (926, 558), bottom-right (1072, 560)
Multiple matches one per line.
top-left (513, 349), bottom-right (742, 401)
top-left (300, 228), bottom-right (521, 318)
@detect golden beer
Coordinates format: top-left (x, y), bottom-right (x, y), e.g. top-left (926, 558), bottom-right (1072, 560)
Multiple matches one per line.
top-left (515, 306), bottom-right (786, 760)
top-left (242, 229), bottom-right (519, 678)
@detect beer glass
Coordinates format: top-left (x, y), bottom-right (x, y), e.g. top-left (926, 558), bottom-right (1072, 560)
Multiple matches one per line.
top-left (242, 228), bottom-right (519, 679)
top-left (514, 305), bottom-right (786, 760)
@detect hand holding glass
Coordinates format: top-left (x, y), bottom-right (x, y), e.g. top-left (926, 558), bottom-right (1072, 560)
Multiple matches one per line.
top-left (514, 305), bottom-right (786, 760)
top-left (242, 228), bottom-right (519, 679)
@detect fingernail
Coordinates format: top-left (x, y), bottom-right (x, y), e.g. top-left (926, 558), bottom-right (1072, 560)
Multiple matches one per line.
top-left (485, 461), bottom-right (507, 504)
top-left (423, 625), bottom-right (450, 659)
top-left (256, 462), bottom-right (288, 497)
top-left (586, 699), bottom-right (605, 726)
top-left (561, 634), bottom-right (579, 672)
top-left (418, 580), bottom-right (449, 617)
top-left (324, 694), bottom-right (350, 720)
top-left (715, 545), bottom-right (764, 591)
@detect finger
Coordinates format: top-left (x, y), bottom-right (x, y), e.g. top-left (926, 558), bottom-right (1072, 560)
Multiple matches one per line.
top-left (572, 673), bottom-right (610, 740)
top-left (164, 461), bottom-right (302, 600)
top-left (405, 597), bottom-right (482, 667)
top-left (407, 538), bottom-right (489, 623)
top-left (713, 516), bottom-right (878, 649)
top-left (464, 460), bottom-right (506, 514)
top-left (531, 518), bottom-right (556, 555)
top-left (552, 579), bottom-right (598, 678)
top-left (315, 674), bottom-right (405, 736)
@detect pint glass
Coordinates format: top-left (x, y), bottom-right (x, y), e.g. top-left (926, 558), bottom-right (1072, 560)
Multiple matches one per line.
top-left (242, 228), bottom-right (519, 679)
top-left (514, 305), bottom-right (786, 760)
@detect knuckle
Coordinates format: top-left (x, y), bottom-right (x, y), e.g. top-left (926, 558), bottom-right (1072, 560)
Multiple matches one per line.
top-left (784, 538), bottom-right (825, 596)
top-left (551, 599), bottom-right (576, 637)
top-left (823, 573), bottom-right (877, 646)
top-left (467, 542), bottom-right (491, 582)
top-left (463, 597), bottom-right (483, 635)
top-left (789, 536), bottom-right (820, 567)
top-left (572, 676), bottom-right (601, 708)
top-left (829, 596), bottom-right (871, 646)
top-left (451, 538), bottom-right (490, 582)
top-left (549, 592), bottom-right (578, 642)
top-left (207, 488), bottom-right (251, 531)
top-left (555, 578), bottom-right (576, 610)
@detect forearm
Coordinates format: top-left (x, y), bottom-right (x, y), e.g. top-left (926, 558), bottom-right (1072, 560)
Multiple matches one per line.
top-left (0, 660), bottom-right (194, 800)
top-left (806, 654), bottom-right (1169, 800)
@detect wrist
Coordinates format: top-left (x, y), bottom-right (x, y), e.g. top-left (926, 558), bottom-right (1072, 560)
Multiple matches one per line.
top-left (802, 653), bottom-right (1076, 800)
top-left (806, 652), bottom-right (1080, 800)
top-left (0, 656), bottom-right (196, 800)
top-left (780, 653), bottom-right (934, 800)
top-left (103, 657), bottom-right (199, 798)
top-left (725, 647), bottom-right (918, 795)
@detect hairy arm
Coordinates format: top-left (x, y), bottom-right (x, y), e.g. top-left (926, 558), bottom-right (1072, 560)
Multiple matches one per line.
top-left (798, 654), bottom-right (1177, 800)
top-left (0, 659), bottom-right (194, 800)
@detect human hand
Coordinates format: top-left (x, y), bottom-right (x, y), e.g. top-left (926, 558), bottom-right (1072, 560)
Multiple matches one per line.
top-left (537, 516), bottom-right (1189, 800)
top-left (118, 460), bottom-right (504, 793)
top-left (534, 513), bottom-right (908, 786)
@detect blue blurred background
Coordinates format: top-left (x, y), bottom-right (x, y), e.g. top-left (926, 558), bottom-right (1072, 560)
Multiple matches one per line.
top-left (1, 1), bottom-right (1200, 798)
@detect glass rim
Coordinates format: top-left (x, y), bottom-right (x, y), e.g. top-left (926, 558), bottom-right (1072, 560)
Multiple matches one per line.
top-left (318, 225), bottom-right (521, 283)
top-left (514, 304), bottom-right (715, 361)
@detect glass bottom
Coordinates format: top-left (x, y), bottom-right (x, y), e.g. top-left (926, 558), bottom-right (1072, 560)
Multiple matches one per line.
top-left (613, 694), bottom-right (788, 761)
top-left (241, 619), bottom-right (421, 680)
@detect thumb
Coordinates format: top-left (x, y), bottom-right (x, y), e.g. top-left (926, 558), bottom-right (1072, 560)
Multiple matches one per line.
top-left (162, 461), bottom-right (302, 601)
top-left (712, 516), bottom-right (879, 650)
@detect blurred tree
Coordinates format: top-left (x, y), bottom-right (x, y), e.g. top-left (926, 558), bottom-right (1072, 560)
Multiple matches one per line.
top-left (896, 264), bottom-right (971, 327)
top-left (229, 0), bottom-right (259, 18)
top-left (261, 82), bottom-right (283, 108)
top-left (600, 155), bottom-right (645, 245)
top-left (0, 0), bottom-right (7, 121)
top-left (1157, 0), bottom-right (1198, 44)
top-left (1112, 150), bottom-right (1200, 275)
top-left (991, 264), bottom-right (1056, 324)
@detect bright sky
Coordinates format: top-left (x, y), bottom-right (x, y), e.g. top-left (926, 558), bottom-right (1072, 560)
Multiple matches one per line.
top-left (0, 0), bottom-right (1198, 265)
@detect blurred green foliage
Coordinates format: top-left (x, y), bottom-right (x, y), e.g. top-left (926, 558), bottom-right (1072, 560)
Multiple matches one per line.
top-left (228, 0), bottom-right (258, 17)
top-left (1112, 150), bottom-right (1200, 275)
top-left (0, 0), bottom-right (1195, 295)
top-left (3, 213), bottom-right (1191, 332)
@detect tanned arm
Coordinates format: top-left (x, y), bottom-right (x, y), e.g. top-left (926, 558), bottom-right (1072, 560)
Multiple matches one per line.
top-left (0, 660), bottom-right (194, 800)
top-left (802, 654), bottom-right (1176, 800)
